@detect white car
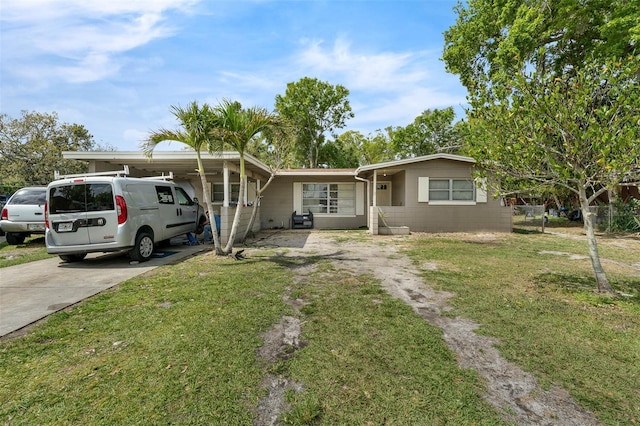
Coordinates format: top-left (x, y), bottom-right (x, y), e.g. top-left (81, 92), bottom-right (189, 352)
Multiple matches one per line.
top-left (0, 187), bottom-right (47, 245)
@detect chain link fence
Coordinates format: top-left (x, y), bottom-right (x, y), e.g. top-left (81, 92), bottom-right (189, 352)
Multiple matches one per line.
top-left (513, 203), bottom-right (640, 233)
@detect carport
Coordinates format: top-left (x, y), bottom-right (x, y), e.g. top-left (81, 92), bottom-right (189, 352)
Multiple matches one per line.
top-left (63, 151), bottom-right (273, 244)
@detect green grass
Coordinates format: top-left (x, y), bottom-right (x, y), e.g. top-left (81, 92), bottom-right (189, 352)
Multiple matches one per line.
top-left (403, 232), bottom-right (640, 426)
top-left (1, 230), bottom-right (638, 425)
top-left (281, 261), bottom-right (504, 425)
top-left (1, 254), bottom-right (292, 424)
top-left (0, 236), bottom-right (54, 268)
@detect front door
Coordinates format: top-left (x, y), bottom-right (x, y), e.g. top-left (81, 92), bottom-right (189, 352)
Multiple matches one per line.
top-left (376, 182), bottom-right (392, 206)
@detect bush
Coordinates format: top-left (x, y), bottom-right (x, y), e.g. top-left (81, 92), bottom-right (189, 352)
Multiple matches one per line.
top-left (608, 198), bottom-right (640, 233)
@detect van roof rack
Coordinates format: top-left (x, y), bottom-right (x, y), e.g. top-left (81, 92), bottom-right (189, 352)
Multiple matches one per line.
top-left (139, 172), bottom-right (174, 181)
top-left (54, 166), bottom-right (130, 180)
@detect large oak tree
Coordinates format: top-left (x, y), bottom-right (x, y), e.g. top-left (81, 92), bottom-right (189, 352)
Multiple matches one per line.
top-left (275, 77), bottom-right (354, 168)
top-left (0, 111), bottom-right (101, 189)
top-left (443, 0), bottom-right (640, 292)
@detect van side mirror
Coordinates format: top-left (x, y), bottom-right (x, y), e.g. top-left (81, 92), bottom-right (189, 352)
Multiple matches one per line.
top-left (193, 197), bottom-right (199, 204)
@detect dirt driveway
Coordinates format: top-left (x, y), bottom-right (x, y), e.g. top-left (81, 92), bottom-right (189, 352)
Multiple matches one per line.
top-left (250, 230), bottom-right (602, 426)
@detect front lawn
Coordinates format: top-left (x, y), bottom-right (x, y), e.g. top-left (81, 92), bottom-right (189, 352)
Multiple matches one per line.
top-left (1, 230), bottom-right (638, 425)
top-left (403, 230), bottom-right (640, 426)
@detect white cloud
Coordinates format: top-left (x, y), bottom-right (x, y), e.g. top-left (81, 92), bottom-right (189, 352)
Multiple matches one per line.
top-left (292, 37), bottom-right (468, 131)
top-left (296, 37), bottom-right (432, 91)
top-left (352, 87), bottom-right (467, 131)
top-left (1, 0), bottom-right (198, 83)
top-left (123, 128), bottom-right (149, 147)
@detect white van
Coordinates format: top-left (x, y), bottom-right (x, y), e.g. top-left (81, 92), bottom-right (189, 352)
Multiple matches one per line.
top-left (46, 168), bottom-right (206, 262)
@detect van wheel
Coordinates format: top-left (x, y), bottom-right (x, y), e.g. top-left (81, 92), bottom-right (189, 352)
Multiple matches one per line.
top-left (59, 254), bottom-right (87, 262)
top-left (5, 233), bottom-right (26, 245)
top-left (130, 231), bottom-right (154, 262)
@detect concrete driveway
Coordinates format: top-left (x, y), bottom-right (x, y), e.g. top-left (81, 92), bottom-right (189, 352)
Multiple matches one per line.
top-left (0, 238), bottom-right (209, 337)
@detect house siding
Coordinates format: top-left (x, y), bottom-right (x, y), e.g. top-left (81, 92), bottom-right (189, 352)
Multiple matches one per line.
top-left (261, 176), bottom-right (367, 230)
top-left (374, 159), bottom-right (511, 233)
top-left (75, 152), bottom-right (512, 236)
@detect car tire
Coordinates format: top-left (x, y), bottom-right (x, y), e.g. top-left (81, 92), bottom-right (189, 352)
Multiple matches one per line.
top-left (59, 254), bottom-right (87, 262)
top-left (130, 231), bottom-right (154, 262)
top-left (5, 232), bottom-right (26, 245)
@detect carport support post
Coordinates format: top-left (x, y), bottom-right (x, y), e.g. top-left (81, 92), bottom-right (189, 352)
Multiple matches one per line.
top-left (373, 170), bottom-right (378, 207)
top-left (223, 162), bottom-right (230, 208)
top-left (371, 170), bottom-right (379, 235)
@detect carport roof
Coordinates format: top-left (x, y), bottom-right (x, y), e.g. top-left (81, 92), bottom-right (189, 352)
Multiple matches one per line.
top-left (62, 151), bottom-right (273, 180)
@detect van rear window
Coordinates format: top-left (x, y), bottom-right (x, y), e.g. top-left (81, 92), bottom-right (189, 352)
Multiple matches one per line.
top-left (49, 184), bottom-right (115, 213)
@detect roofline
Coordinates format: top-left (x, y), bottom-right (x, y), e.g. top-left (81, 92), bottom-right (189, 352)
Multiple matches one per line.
top-left (355, 153), bottom-right (476, 174)
top-left (62, 151), bottom-right (273, 174)
top-left (275, 169), bottom-right (357, 177)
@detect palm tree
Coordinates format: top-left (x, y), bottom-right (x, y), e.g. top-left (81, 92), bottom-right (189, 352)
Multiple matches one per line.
top-left (210, 99), bottom-right (282, 254)
top-left (142, 101), bottom-right (224, 255)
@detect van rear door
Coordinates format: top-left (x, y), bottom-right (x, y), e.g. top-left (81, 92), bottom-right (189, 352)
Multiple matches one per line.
top-left (48, 183), bottom-right (118, 245)
top-left (48, 183), bottom-right (91, 245)
top-left (84, 183), bottom-right (118, 244)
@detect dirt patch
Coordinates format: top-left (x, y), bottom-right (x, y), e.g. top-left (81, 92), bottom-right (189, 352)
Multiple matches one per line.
top-left (252, 230), bottom-right (602, 426)
top-left (255, 281), bottom-right (309, 426)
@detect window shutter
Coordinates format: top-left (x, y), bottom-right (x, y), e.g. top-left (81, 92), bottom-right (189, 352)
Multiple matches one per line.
top-left (418, 177), bottom-right (429, 202)
top-left (356, 182), bottom-right (364, 215)
top-left (476, 178), bottom-right (487, 203)
top-left (293, 182), bottom-right (302, 213)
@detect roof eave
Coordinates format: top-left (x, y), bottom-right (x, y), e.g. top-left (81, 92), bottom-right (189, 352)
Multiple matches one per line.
top-left (355, 153), bottom-right (476, 174)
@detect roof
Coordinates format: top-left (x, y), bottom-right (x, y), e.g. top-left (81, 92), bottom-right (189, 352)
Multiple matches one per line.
top-left (61, 151), bottom-right (477, 180)
top-left (276, 168), bottom-right (357, 177)
top-left (355, 153), bottom-right (476, 174)
top-left (62, 151), bottom-right (273, 180)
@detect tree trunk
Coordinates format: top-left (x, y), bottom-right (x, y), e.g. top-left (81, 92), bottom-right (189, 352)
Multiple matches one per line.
top-left (579, 187), bottom-right (612, 293)
top-left (241, 173), bottom-right (275, 242)
top-left (551, 193), bottom-right (562, 211)
top-left (196, 153), bottom-right (224, 255)
top-left (607, 187), bottom-right (616, 233)
top-left (224, 155), bottom-right (245, 254)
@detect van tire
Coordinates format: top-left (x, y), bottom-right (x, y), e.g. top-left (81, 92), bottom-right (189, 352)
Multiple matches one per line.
top-left (5, 232), bottom-right (26, 245)
top-left (59, 254), bottom-right (87, 262)
top-left (130, 231), bottom-right (154, 262)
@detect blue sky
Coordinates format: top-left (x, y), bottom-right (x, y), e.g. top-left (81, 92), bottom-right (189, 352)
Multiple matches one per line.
top-left (1, 0), bottom-right (468, 151)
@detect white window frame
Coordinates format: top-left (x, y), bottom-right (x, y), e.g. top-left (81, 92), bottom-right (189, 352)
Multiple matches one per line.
top-left (418, 177), bottom-right (487, 205)
top-left (294, 182), bottom-right (364, 217)
top-left (212, 183), bottom-right (240, 203)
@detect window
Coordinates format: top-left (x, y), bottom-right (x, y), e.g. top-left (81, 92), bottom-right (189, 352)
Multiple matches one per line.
top-left (429, 179), bottom-right (474, 201)
top-left (212, 183), bottom-right (239, 203)
top-left (9, 188), bottom-right (46, 205)
top-left (49, 184), bottom-right (114, 213)
top-left (175, 187), bottom-right (194, 206)
top-left (302, 183), bottom-right (355, 215)
top-left (155, 186), bottom-right (174, 204)
top-left (418, 177), bottom-right (486, 204)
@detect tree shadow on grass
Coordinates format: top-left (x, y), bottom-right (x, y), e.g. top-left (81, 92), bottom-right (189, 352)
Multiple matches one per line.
top-left (536, 271), bottom-right (640, 305)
